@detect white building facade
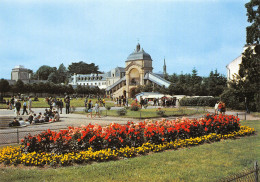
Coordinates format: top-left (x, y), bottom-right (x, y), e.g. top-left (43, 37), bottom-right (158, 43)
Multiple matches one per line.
top-left (226, 45), bottom-right (258, 82)
top-left (69, 73), bottom-right (107, 89)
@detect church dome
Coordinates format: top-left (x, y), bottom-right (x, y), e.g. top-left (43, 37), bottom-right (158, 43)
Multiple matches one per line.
top-left (126, 43), bottom-right (152, 61)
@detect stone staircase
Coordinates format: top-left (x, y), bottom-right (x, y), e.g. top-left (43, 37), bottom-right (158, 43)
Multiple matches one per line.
top-left (112, 86), bottom-right (126, 98)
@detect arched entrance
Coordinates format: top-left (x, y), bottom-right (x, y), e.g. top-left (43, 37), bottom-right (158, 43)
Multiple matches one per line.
top-left (129, 68), bottom-right (140, 85)
top-left (130, 88), bottom-right (137, 98)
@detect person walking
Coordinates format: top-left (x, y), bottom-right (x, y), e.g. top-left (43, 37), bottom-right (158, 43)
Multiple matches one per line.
top-left (56, 99), bottom-right (60, 113)
top-left (59, 99), bottom-right (64, 114)
top-left (22, 100), bottom-right (28, 115)
top-left (94, 101), bottom-right (101, 118)
top-left (15, 99), bottom-right (21, 116)
top-left (218, 101), bottom-right (223, 114)
top-left (102, 99), bottom-right (105, 107)
top-left (86, 100), bottom-right (93, 118)
top-left (84, 97), bottom-right (88, 108)
top-left (52, 99), bottom-right (56, 112)
top-left (214, 101), bottom-right (219, 115)
top-left (65, 98), bottom-right (70, 114)
top-left (222, 102), bottom-right (226, 115)
top-left (10, 96), bottom-right (14, 110)
top-left (6, 99), bottom-right (9, 110)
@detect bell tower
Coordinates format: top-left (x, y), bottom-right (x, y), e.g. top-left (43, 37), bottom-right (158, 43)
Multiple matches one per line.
top-left (125, 43), bottom-right (153, 97)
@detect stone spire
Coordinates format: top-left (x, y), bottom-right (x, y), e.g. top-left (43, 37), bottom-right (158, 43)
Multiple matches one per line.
top-left (163, 57), bottom-right (167, 77)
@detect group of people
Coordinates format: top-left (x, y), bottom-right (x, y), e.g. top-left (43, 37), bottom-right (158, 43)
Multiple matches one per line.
top-left (114, 96), bottom-right (128, 107)
top-left (86, 100), bottom-right (101, 118)
top-left (215, 101), bottom-right (226, 115)
top-left (9, 108), bottom-right (60, 127)
top-left (5, 96), bottom-right (33, 116)
top-left (139, 97), bottom-right (177, 108)
top-left (45, 96), bottom-right (71, 114)
top-left (85, 97), bottom-right (106, 108)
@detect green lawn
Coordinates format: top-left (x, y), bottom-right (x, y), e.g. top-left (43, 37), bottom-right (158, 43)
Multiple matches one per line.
top-left (76, 107), bottom-right (207, 119)
top-left (0, 120), bottom-right (258, 182)
top-left (251, 112), bottom-right (260, 118)
top-left (0, 97), bottom-right (115, 109)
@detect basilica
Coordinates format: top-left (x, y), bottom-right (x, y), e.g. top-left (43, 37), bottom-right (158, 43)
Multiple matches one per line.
top-left (69, 43), bottom-right (171, 98)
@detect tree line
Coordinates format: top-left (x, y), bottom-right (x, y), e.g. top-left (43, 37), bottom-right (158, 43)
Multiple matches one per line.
top-left (31, 61), bottom-right (101, 84)
top-left (0, 79), bottom-right (105, 97)
top-left (136, 68), bottom-right (227, 97)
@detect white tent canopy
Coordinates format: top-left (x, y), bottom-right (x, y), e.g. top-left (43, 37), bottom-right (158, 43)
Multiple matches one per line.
top-left (135, 92), bottom-right (173, 102)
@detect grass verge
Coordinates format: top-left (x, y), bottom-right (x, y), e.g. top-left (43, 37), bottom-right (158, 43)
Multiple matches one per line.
top-left (0, 120), bottom-right (258, 182)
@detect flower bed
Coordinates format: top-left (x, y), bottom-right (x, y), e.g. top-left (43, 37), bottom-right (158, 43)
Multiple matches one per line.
top-left (20, 114), bottom-right (241, 154)
top-left (0, 114), bottom-right (256, 167)
top-left (0, 126), bottom-right (255, 167)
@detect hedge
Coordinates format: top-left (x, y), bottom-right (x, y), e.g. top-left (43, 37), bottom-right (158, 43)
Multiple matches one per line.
top-left (180, 97), bottom-right (219, 107)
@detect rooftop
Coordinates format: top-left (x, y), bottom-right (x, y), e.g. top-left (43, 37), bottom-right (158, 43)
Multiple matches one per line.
top-left (126, 43), bottom-right (152, 61)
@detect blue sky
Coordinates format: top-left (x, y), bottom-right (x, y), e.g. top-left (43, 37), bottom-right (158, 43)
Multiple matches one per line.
top-left (0, 0), bottom-right (249, 79)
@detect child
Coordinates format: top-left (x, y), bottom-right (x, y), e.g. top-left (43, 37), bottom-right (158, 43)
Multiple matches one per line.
top-left (86, 100), bottom-right (93, 118)
top-left (94, 101), bottom-right (101, 118)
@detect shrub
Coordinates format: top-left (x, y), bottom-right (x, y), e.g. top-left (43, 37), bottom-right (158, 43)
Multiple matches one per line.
top-left (117, 108), bottom-right (127, 116)
top-left (105, 105), bottom-right (111, 110)
top-left (220, 88), bottom-right (245, 110)
top-left (156, 108), bottom-right (166, 117)
top-left (180, 97), bottom-right (219, 107)
top-left (130, 102), bottom-right (141, 111)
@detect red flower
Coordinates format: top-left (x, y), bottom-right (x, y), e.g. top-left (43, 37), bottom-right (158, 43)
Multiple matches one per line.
top-left (27, 143), bottom-right (30, 146)
top-left (77, 139), bottom-right (81, 142)
top-left (205, 127), bottom-right (208, 132)
top-left (21, 139), bottom-right (24, 143)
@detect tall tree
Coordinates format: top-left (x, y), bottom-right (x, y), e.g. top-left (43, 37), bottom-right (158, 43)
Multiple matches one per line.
top-left (48, 72), bottom-right (59, 83)
top-left (245, 0), bottom-right (260, 44)
top-left (12, 79), bottom-right (25, 94)
top-left (68, 61), bottom-right (100, 75)
top-left (222, 0), bottom-right (260, 112)
top-left (33, 65), bottom-right (57, 80)
top-left (57, 63), bottom-right (69, 83)
top-left (205, 70), bottom-right (227, 96)
top-left (0, 79), bottom-right (11, 96)
top-left (240, 0), bottom-right (260, 111)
